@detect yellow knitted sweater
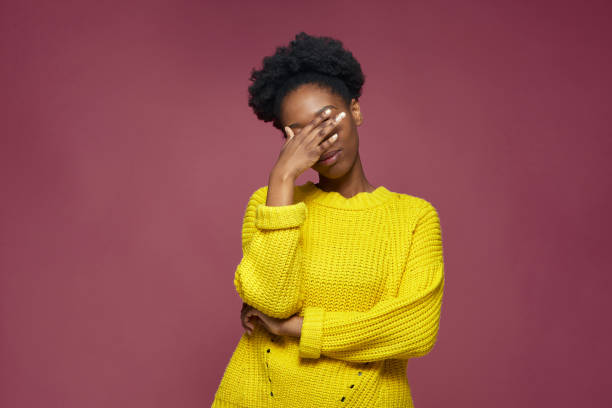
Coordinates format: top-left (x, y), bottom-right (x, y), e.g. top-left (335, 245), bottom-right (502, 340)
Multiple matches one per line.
top-left (212, 181), bottom-right (444, 407)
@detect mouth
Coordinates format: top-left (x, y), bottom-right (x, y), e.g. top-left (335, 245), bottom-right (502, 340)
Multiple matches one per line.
top-left (317, 149), bottom-right (342, 165)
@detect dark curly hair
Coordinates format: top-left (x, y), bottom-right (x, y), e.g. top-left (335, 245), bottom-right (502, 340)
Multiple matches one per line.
top-left (247, 32), bottom-right (365, 134)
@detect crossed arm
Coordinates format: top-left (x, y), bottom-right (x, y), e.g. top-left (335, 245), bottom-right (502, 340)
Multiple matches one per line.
top-left (233, 186), bottom-right (306, 319)
top-left (234, 187), bottom-right (444, 363)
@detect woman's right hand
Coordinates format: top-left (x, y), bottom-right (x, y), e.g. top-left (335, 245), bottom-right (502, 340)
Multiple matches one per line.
top-left (241, 302), bottom-right (256, 335)
top-left (272, 107), bottom-right (346, 180)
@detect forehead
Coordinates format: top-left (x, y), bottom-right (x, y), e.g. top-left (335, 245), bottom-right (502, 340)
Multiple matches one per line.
top-left (281, 85), bottom-right (342, 125)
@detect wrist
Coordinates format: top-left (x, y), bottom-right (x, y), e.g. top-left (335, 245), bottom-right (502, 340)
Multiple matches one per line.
top-left (270, 167), bottom-right (297, 184)
top-left (283, 316), bottom-right (303, 338)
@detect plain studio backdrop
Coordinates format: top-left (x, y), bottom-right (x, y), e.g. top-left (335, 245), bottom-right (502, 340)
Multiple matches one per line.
top-left (1, 0), bottom-right (610, 407)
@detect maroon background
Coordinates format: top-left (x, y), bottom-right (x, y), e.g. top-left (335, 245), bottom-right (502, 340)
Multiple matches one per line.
top-left (1, 0), bottom-right (610, 407)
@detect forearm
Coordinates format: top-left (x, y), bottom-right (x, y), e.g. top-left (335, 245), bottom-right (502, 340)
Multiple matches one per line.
top-left (298, 265), bottom-right (444, 362)
top-left (266, 168), bottom-right (296, 206)
top-left (235, 219), bottom-right (305, 318)
top-left (284, 316), bottom-right (303, 338)
top-left (234, 184), bottom-right (308, 318)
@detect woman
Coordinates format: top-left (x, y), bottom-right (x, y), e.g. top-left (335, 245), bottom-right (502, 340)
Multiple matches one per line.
top-left (212, 32), bottom-right (445, 407)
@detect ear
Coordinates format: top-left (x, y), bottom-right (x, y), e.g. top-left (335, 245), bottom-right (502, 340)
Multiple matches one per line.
top-left (350, 98), bottom-right (363, 126)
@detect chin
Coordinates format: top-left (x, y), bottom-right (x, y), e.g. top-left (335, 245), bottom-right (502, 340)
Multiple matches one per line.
top-left (315, 164), bottom-right (345, 178)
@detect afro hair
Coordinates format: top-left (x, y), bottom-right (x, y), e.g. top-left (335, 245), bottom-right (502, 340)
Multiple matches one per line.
top-left (247, 32), bottom-right (365, 134)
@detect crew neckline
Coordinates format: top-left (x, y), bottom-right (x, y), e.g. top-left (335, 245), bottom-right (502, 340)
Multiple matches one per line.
top-left (299, 181), bottom-right (395, 210)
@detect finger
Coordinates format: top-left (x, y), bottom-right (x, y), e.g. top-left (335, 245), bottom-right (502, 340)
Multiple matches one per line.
top-left (242, 308), bottom-right (250, 326)
top-left (310, 111), bottom-right (346, 146)
top-left (244, 319), bottom-right (253, 335)
top-left (284, 126), bottom-right (295, 140)
top-left (247, 316), bottom-right (259, 335)
top-left (318, 133), bottom-right (339, 151)
top-left (241, 304), bottom-right (249, 323)
top-left (241, 311), bottom-right (250, 331)
top-left (241, 302), bottom-right (250, 315)
top-left (299, 107), bottom-right (333, 139)
top-left (248, 315), bottom-right (256, 331)
top-left (245, 311), bottom-right (256, 331)
top-left (242, 319), bottom-right (252, 335)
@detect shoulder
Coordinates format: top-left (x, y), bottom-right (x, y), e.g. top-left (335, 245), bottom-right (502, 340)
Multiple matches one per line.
top-left (395, 191), bottom-right (438, 212)
top-left (392, 191), bottom-right (441, 228)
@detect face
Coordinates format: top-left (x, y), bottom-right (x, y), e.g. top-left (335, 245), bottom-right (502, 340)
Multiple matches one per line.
top-left (279, 83), bottom-right (363, 178)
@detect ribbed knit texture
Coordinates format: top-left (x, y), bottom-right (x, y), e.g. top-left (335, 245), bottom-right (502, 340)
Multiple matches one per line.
top-left (212, 181), bottom-right (445, 407)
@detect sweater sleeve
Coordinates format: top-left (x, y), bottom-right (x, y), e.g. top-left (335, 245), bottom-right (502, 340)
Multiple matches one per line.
top-left (233, 186), bottom-right (307, 319)
top-left (298, 201), bottom-right (444, 362)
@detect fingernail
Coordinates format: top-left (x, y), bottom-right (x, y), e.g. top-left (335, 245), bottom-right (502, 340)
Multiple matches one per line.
top-left (324, 108), bottom-right (332, 116)
top-left (336, 111), bottom-right (346, 122)
top-left (330, 133), bottom-right (338, 141)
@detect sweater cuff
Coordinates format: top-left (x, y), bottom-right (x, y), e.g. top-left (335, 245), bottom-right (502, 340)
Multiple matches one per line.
top-left (299, 306), bottom-right (325, 359)
top-left (255, 202), bottom-right (307, 230)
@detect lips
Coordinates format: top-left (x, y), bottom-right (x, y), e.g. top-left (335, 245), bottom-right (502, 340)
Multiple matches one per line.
top-left (319, 149), bottom-right (341, 162)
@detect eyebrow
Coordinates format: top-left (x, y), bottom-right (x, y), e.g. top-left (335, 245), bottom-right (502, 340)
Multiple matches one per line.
top-left (288, 105), bottom-right (337, 128)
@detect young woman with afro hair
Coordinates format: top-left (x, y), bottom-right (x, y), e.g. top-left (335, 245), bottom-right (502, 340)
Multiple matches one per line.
top-left (212, 32), bottom-right (445, 408)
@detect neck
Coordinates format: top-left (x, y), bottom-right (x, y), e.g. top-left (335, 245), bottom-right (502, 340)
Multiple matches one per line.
top-left (316, 152), bottom-right (375, 196)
